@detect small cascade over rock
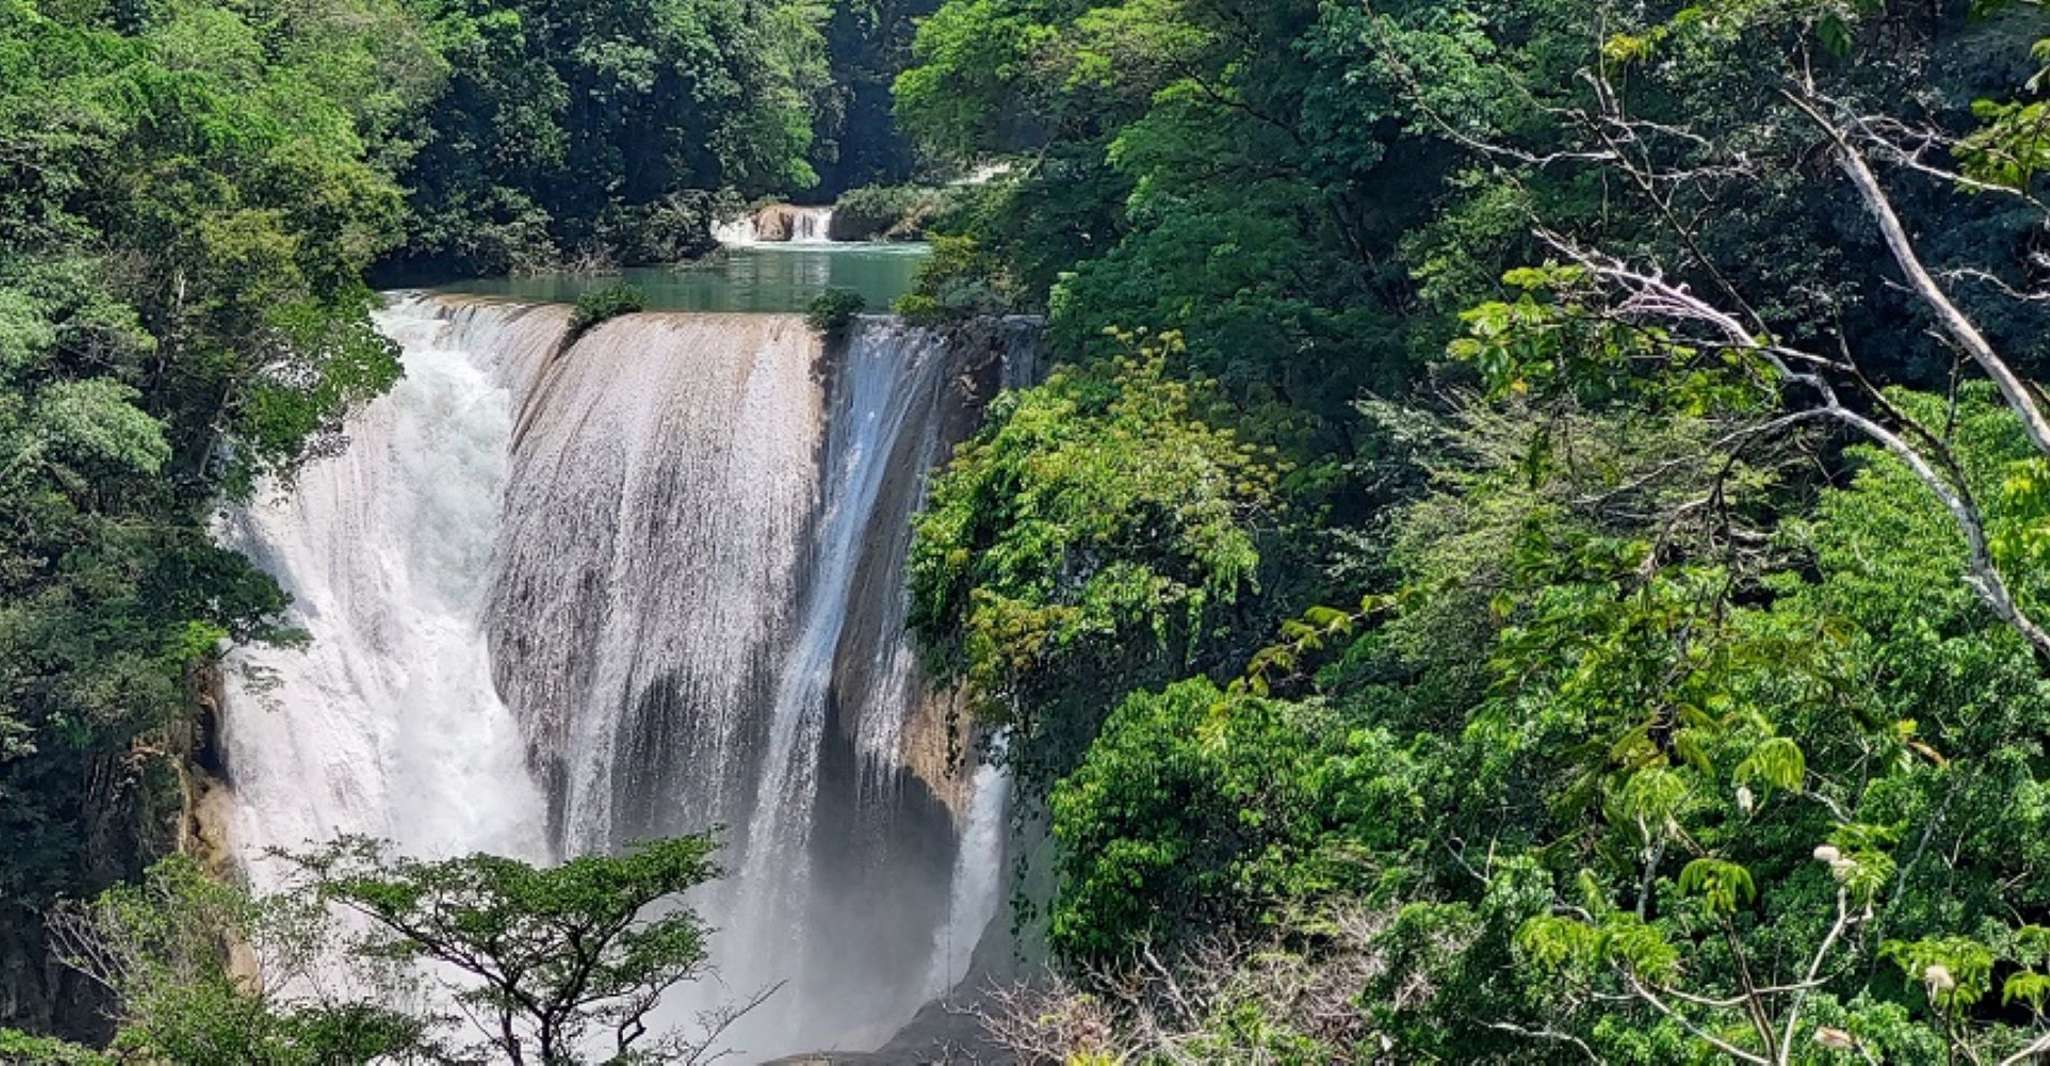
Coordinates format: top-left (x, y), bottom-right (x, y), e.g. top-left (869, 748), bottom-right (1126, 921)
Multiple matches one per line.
top-left (717, 204), bottom-right (838, 245)
top-left (219, 293), bottom-right (1039, 1061)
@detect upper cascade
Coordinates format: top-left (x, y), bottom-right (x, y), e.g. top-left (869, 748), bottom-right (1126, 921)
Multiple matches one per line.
top-left (715, 204), bottom-right (837, 246)
top-left (217, 294), bottom-right (1037, 1061)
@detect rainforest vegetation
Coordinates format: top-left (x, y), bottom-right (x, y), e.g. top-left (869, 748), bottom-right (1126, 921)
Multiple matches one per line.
top-left (896, 0), bottom-right (2050, 1061)
top-left (10, 0), bottom-right (2050, 1061)
top-left (0, 0), bottom-right (846, 1047)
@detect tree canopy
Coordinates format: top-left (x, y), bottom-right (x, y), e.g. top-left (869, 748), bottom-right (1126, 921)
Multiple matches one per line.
top-left (896, 0), bottom-right (2050, 1060)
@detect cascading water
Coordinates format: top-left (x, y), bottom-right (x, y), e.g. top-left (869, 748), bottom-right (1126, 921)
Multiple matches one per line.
top-left (487, 313), bottom-right (824, 853)
top-left (219, 293), bottom-right (1025, 1061)
top-left (789, 208), bottom-right (835, 243)
top-left (218, 300), bottom-right (564, 870)
top-left (723, 320), bottom-right (954, 1043)
top-left (713, 215), bottom-right (760, 245)
top-left (714, 206), bottom-right (836, 246)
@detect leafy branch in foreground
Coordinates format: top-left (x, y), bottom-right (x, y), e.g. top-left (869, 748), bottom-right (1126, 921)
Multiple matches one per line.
top-left (1437, 32), bottom-right (2050, 660)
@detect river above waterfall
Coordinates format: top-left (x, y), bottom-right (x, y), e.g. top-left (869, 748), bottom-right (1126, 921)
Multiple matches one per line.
top-left (437, 243), bottom-right (929, 312)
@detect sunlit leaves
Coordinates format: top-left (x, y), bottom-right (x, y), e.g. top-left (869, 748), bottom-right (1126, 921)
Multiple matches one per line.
top-left (1515, 913), bottom-right (1600, 971)
top-left (1960, 99), bottom-right (2050, 191)
top-left (1450, 263), bottom-right (1769, 416)
top-left (1883, 937), bottom-right (1997, 1015)
top-left (1617, 766), bottom-right (1690, 839)
top-left (893, 0), bottom-right (1067, 160)
top-left (1514, 913), bottom-right (1680, 983)
top-left (1676, 857), bottom-right (1755, 915)
top-left (2004, 970), bottom-right (2050, 1012)
top-left (32, 378), bottom-right (170, 475)
top-left (1732, 735), bottom-right (1805, 795)
top-left (1232, 596), bottom-right (1389, 698)
top-left (908, 328), bottom-right (1280, 770)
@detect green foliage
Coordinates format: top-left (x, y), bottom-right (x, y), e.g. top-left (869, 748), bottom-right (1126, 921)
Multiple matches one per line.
top-left (908, 329), bottom-right (1280, 783)
top-left (1674, 857), bottom-right (1756, 916)
top-left (50, 843), bottom-right (738, 1064)
top-left (1, 0), bottom-right (413, 1029)
top-left (385, 0), bottom-right (833, 276)
top-left (805, 288), bottom-right (867, 334)
top-left (892, 0), bottom-right (2050, 1061)
top-left (826, 183), bottom-right (956, 241)
top-left (0, 1030), bottom-right (112, 1066)
top-left (892, 0), bottom-right (1066, 161)
top-left (1516, 912), bottom-right (1681, 984)
top-left (1048, 678), bottom-right (1425, 963)
top-left (566, 282), bottom-right (646, 341)
top-left (893, 233), bottom-right (1015, 321)
top-left (809, 0), bottom-right (944, 196)
top-left (1449, 263), bottom-right (1770, 417)
top-left (1006, 385), bottom-right (2050, 1059)
top-left (1884, 937), bottom-right (1999, 1015)
top-left (52, 855), bottom-right (435, 1065)
top-left (278, 835), bottom-right (727, 1064)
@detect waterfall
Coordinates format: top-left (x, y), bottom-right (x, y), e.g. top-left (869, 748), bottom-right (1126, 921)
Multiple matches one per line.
top-left (714, 206), bottom-right (836, 246)
top-left (713, 215), bottom-right (759, 245)
top-left (721, 319), bottom-right (953, 1046)
top-left (487, 312), bottom-right (824, 852)
top-left (219, 294), bottom-right (1021, 1061)
top-left (218, 298), bottom-right (563, 870)
top-left (790, 208), bottom-right (835, 243)
top-left (926, 758), bottom-right (1011, 996)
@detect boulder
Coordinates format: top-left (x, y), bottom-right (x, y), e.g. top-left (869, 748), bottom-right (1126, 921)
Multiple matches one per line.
top-left (753, 203), bottom-right (803, 242)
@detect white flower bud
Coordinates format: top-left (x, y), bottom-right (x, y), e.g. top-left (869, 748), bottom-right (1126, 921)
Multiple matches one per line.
top-left (1830, 858), bottom-right (1858, 882)
top-left (1812, 844), bottom-right (1841, 864)
top-left (1814, 1027), bottom-right (1855, 1050)
top-left (1925, 964), bottom-right (1955, 993)
top-left (1736, 785), bottom-right (1755, 814)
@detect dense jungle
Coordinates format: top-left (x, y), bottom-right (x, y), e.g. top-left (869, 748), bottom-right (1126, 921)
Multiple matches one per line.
top-left (8, 0), bottom-right (2050, 1062)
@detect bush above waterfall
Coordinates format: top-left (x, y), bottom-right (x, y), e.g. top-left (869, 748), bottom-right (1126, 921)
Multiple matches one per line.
top-left (894, 234), bottom-right (1017, 323)
top-left (567, 283), bottom-right (647, 342)
top-left (805, 289), bottom-right (867, 335)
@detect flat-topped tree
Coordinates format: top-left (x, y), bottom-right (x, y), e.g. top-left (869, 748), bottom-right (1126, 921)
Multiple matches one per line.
top-left (275, 834), bottom-right (772, 1066)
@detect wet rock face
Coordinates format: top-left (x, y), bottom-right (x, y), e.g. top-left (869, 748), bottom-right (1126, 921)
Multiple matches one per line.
top-left (749, 204), bottom-right (834, 242)
top-left (753, 204), bottom-right (803, 241)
